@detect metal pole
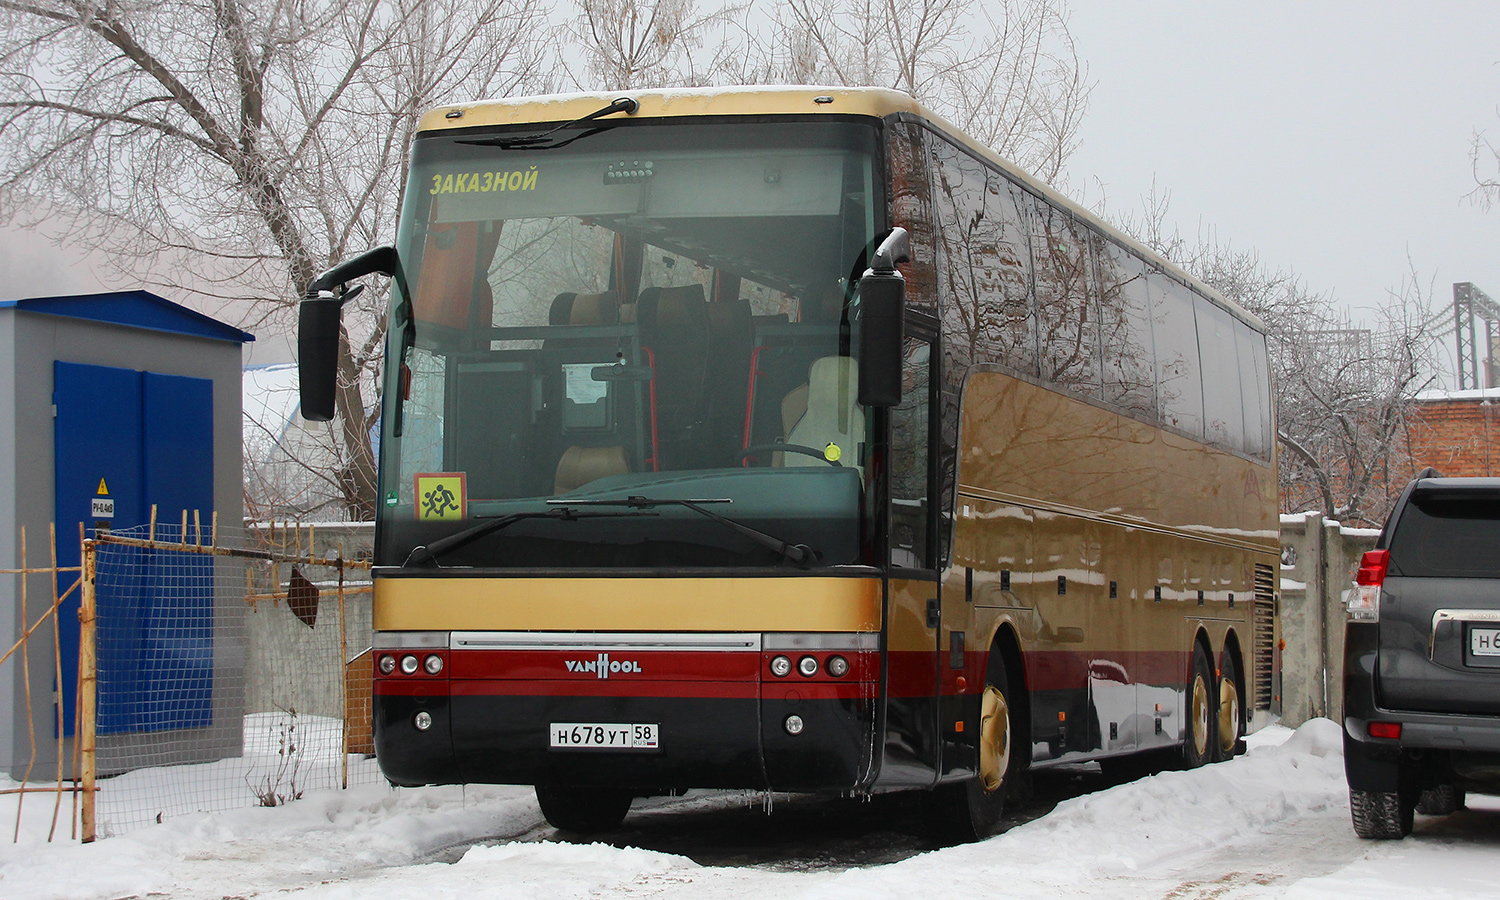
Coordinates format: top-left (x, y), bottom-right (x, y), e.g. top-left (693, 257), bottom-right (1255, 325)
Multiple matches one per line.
top-left (338, 546), bottom-right (349, 790)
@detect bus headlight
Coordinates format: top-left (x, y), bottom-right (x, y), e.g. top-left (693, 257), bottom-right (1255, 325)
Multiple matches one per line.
top-left (424, 654), bottom-right (444, 675)
top-left (770, 655), bottom-right (792, 677)
top-left (826, 655), bottom-right (849, 677)
top-left (378, 654), bottom-right (396, 675)
top-left (784, 715), bottom-right (804, 735)
top-left (414, 711), bottom-right (433, 731)
top-left (798, 656), bottom-right (819, 677)
top-left (400, 654), bottom-right (419, 675)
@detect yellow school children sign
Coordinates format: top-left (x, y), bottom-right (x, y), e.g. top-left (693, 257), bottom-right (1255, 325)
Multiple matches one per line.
top-left (414, 473), bottom-right (466, 520)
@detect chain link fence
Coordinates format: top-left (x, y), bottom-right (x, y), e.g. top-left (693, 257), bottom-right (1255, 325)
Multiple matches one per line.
top-left (4, 519), bottom-right (378, 842)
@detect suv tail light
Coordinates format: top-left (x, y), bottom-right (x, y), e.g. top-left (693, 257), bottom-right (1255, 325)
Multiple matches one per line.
top-left (1348, 549), bottom-right (1389, 621)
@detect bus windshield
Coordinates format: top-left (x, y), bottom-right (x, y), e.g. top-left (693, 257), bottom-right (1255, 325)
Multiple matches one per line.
top-left (376, 120), bottom-right (881, 569)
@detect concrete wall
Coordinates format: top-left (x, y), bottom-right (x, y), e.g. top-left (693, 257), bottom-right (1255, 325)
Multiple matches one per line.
top-left (0, 309), bottom-right (247, 777)
top-left (242, 523), bottom-right (373, 720)
top-left (1277, 513), bottom-right (1379, 727)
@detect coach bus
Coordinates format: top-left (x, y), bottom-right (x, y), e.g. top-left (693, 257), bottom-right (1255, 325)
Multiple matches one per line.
top-left (299, 86), bottom-right (1280, 840)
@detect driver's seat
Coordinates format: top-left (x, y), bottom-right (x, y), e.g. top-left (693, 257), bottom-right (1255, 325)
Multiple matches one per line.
top-left (782, 356), bottom-right (862, 466)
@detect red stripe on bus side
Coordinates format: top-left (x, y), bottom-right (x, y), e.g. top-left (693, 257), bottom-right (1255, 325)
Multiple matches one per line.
top-left (892, 648), bottom-right (1194, 697)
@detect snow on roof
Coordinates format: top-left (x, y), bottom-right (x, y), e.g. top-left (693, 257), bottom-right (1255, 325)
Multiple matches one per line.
top-left (1415, 386), bottom-right (1500, 402)
top-left (243, 363), bottom-right (301, 450)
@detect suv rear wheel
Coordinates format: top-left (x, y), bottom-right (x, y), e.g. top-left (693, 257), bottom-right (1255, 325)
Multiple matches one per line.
top-left (1350, 788), bottom-right (1414, 839)
top-left (1415, 783), bottom-right (1464, 816)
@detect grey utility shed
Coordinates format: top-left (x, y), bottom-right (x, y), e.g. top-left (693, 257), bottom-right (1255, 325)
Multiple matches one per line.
top-left (0, 290), bottom-right (253, 779)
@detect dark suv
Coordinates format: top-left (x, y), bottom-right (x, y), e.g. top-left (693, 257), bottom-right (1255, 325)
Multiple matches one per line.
top-left (1343, 473), bottom-right (1500, 839)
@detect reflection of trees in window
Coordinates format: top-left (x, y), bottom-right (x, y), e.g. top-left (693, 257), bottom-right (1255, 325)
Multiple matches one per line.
top-left (890, 340), bottom-right (931, 568)
top-left (1148, 273), bottom-right (1204, 439)
top-left (398, 348), bottom-right (447, 495)
top-left (488, 218), bottom-right (614, 327)
top-left (888, 120), bottom-right (938, 312)
top-left (1195, 298), bottom-right (1245, 449)
top-left (1235, 324), bottom-right (1273, 459)
top-left (1030, 198), bottom-right (1099, 397)
top-left (930, 139), bottom-right (1036, 378)
top-left (1095, 239), bottom-right (1157, 418)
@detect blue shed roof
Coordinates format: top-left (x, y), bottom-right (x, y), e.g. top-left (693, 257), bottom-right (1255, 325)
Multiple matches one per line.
top-left (0, 290), bottom-right (255, 344)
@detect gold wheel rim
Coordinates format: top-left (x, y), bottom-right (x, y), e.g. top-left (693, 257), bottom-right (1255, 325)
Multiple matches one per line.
top-left (1218, 676), bottom-right (1240, 755)
top-left (1191, 673), bottom-right (1211, 758)
top-left (979, 684), bottom-right (1010, 793)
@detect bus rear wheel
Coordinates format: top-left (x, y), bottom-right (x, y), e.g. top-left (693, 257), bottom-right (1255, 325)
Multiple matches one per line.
top-left (1216, 651), bottom-right (1244, 761)
top-left (1184, 644), bottom-right (1217, 768)
top-left (535, 784), bottom-right (633, 834)
top-left (931, 652), bottom-right (1014, 842)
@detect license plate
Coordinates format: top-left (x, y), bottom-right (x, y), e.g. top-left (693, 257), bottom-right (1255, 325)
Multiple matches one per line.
top-left (1472, 628), bottom-right (1500, 657)
top-left (549, 722), bottom-right (659, 750)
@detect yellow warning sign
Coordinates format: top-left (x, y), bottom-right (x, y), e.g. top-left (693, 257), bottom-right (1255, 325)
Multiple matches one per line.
top-left (97, 478), bottom-right (109, 496)
top-left (414, 473), bottom-right (467, 521)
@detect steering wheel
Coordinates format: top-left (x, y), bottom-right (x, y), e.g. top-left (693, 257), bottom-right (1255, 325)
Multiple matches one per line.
top-left (738, 444), bottom-right (842, 466)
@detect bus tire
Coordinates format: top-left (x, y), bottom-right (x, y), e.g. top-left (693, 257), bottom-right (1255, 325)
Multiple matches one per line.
top-left (1215, 649), bottom-right (1244, 761)
top-left (930, 650), bottom-right (1015, 842)
top-left (535, 784), bottom-right (633, 834)
top-left (1184, 643), bottom-right (1216, 768)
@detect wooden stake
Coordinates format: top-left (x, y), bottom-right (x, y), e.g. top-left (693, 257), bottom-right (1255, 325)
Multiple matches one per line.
top-left (78, 539), bottom-right (98, 843)
top-left (16, 527), bottom-right (33, 842)
top-left (49, 524), bottom-right (66, 842)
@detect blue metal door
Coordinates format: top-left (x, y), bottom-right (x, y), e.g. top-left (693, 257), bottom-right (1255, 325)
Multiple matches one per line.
top-left (54, 362), bottom-right (214, 735)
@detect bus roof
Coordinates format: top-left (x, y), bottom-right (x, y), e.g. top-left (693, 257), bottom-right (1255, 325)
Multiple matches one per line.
top-left (419, 86), bottom-right (1263, 333)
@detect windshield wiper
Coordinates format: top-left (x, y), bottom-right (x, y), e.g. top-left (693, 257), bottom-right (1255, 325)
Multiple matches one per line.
top-left (403, 506), bottom-right (654, 567)
top-left (548, 496), bottom-right (819, 566)
top-left (457, 97), bottom-right (639, 150)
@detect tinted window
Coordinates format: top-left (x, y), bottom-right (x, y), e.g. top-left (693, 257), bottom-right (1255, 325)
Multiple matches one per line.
top-left (1195, 297), bottom-right (1243, 449)
top-left (1390, 493), bottom-right (1500, 578)
top-left (1235, 322), bottom-right (1273, 459)
top-left (1030, 198), bottom-right (1101, 398)
top-left (930, 139), bottom-right (1037, 376)
top-left (1095, 239), bottom-right (1157, 418)
top-left (1148, 273), bottom-right (1204, 438)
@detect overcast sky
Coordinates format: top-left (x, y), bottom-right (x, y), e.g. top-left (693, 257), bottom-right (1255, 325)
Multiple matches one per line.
top-left (1065, 0), bottom-right (1500, 379)
top-left (6, 1), bottom-right (1500, 373)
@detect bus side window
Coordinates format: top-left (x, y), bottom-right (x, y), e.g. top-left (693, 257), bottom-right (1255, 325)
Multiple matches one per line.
top-left (891, 338), bottom-right (932, 569)
top-left (1148, 272), bottom-right (1205, 439)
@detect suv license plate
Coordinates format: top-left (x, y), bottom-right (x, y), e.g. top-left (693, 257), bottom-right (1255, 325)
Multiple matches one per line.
top-left (550, 723), bottom-right (659, 750)
top-left (1471, 628), bottom-right (1500, 657)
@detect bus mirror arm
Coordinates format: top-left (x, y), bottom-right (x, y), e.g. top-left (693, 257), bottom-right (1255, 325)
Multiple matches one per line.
top-left (857, 227), bottom-right (909, 408)
top-left (299, 246), bottom-right (397, 422)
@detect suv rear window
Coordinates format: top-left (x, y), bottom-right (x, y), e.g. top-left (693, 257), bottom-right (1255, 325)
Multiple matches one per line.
top-left (1388, 492), bottom-right (1500, 578)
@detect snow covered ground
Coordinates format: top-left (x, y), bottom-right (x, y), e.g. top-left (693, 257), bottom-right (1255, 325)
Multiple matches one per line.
top-left (2, 719), bottom-right (1497, 900)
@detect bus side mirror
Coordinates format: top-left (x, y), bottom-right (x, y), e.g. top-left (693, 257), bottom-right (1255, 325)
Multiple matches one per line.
top-left (298, 246), bottom-right (397, 422)
top-left (857, 228), bottom-right (910, 408)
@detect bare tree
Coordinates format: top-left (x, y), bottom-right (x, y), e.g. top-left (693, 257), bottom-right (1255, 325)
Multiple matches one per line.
top-left (1161, 225), bottom-right (1443, 525)
top-left (1470, 113), bottom-right (1500, 209)
top-left (0, 0), bottom-right (557, 519)
top-left (737, 0), bottom-right (1090, 183)
top-left (568, 0), bottom-right (737, 89)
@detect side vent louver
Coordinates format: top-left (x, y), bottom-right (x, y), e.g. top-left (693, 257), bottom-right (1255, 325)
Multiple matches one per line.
top-left (1252, 563), bottom-right (1277, 710)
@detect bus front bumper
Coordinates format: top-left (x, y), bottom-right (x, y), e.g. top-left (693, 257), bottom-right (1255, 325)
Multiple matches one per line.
top-left (374, 682), bottom-right (877, 792)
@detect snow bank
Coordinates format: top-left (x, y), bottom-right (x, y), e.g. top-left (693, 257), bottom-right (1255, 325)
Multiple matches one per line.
top-left (0, 720), bottom-right (1383, 900)
top-left (793, 720), bottom-right (1345, 899)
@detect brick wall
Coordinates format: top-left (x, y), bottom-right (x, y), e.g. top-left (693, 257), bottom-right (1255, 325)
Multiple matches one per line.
top-left (1407, 396), bottom-right (1500, 477)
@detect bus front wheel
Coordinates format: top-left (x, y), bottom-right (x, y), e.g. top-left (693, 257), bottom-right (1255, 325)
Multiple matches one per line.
top-left (535, 784), bottom-right (633, 834)
top-left (931, 651), bottom-right (1015, 842)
